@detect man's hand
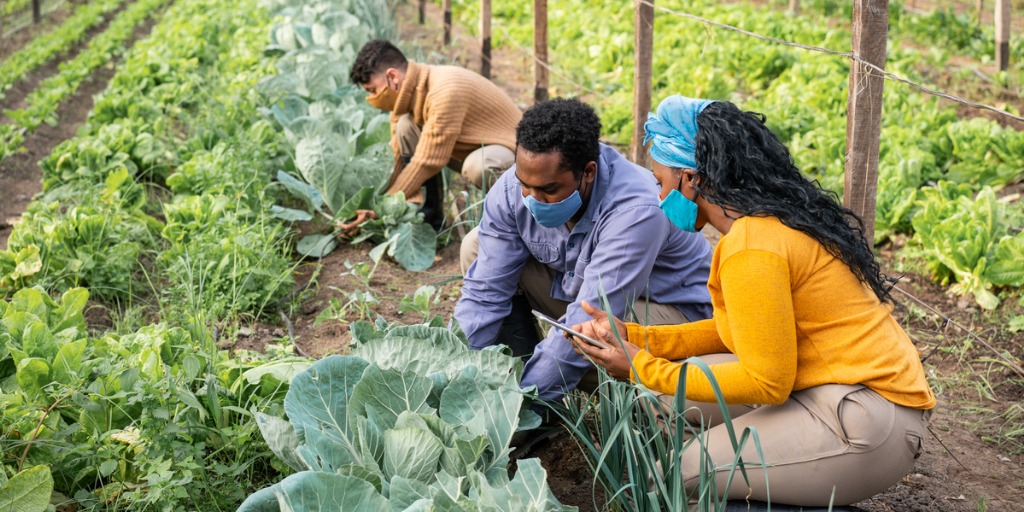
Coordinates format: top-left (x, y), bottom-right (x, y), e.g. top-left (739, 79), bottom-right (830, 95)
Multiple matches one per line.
top-left (337, 209), bottom-right (377, 238)
top-left (568, 300), bottom-right (640, 381)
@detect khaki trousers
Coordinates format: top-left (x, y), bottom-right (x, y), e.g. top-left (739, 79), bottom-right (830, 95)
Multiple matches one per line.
top-left (396, 114), bottom-right (515, 189)
top-left (654, 353), bottom-right (931, 507)
top-left (461, 226), bottom-right (687, 391)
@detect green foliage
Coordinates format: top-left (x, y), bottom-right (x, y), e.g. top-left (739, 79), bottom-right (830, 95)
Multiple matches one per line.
top-left (0, 0), bottom-right (172, 161)
top-left (40, 122), bottom-right (173, 193)
top-left (557, 299), bottom-right (765, 510)
top-left (449, 0), bottom-right (1024, 304)
top-left (943, 118), bottom-right (1024, 188)
top-left (0, 286), bottom-right (302, 511)
top-left (0, 465), bottom-right (53, 512)
top-left (355, 192), bottom-right (438, 272)
top-left (1009, 316), bottom-right (1024, 333)
top-left (908, 185), bottom-right (1024, 309)
top-left (241, 318), bottom-right (570, 511)
top-left (0, 202), bottom-right (158, 302)
top-left (159, 194), bottom-right (296, 323)
top-left (261, 0), bottom-right (440, 271)
top-left (398, 285), bottom-right (440, 322)
top-left (0, 0), bottom-right (124, 97)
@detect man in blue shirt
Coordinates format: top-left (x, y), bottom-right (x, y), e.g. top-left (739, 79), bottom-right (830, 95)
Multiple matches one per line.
top-left (454, 98), bottom-right (713, 401)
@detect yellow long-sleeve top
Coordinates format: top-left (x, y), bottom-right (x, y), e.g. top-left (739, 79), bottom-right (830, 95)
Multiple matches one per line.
top-left (625, 216), bottom-right (936, 410)
top-left (386, 61), bottom-right (522, 201)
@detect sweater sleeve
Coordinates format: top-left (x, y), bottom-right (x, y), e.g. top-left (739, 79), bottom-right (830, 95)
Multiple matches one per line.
top-left (386, 96), bottom-right (469, 199)
top-left (625, 318), bottom-right (725, 360)
top-left (630, 250), bottom-right (799, 404)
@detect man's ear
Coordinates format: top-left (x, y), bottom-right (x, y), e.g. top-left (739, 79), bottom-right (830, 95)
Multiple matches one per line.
top-left (384, 67), bottom-right (400, 88)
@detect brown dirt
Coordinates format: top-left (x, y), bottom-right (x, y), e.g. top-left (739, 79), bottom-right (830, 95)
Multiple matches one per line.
top-left (0, 5), bottom-right (157, 251)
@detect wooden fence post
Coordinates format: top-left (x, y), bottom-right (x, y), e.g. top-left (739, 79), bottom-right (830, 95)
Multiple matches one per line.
top-left (995, 0), bottom-right (1010, 71)
top-left (845, 0), bottom-right (889, 244)
top-left (630, 0), bottom-right (654, 168)
top-left (481, 0), bottom-right (491, 78)
top-left (534, 0), bottom-right (549, 103)
top-left (419, 0), bottom-right (425, 25)
top-left (32, 0), bottom-right (42, 24)
top-left (976, 0), bottom-right (984, 26)
top-left (790, 0), bottom-right (800, 15)
top-left (443, 0), bottom-right (452, 45)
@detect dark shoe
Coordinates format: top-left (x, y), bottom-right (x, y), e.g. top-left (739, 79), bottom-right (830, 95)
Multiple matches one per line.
top-left (420, 173), bottom-right (446, 232)
top-left (510, 415), bottom-right (565, 459)
top-left (495, 294), bottom-right (542, 358)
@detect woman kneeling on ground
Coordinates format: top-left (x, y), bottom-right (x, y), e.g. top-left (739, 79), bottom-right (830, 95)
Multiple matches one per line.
top-left (570, 95), bottom-right (935, 507)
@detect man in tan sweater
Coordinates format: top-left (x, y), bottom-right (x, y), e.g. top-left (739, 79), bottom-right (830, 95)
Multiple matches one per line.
top-left (349, 39), bottom-right (522, 230)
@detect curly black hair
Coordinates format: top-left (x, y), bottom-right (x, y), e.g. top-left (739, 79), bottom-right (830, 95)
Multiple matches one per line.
top-left (693, 101), bottom-right (894, 304)
top-left (516, 97), bottom-right (601, 176)
top-left (349, 39), bottom-right (408, 85)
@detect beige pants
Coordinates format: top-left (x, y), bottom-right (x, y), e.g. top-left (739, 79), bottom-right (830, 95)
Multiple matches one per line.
top-left (396, 114), bottom-right (515, 188)
top-left (655, 353), bottom-right (931, 507)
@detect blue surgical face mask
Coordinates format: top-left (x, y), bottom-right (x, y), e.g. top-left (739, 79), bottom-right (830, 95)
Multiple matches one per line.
top-left (659, 175), bottom-right (700, 232)
top-left (523, 176), bottom-right (585, 228)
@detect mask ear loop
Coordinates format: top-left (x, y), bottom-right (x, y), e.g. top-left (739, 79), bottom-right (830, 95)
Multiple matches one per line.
top-left (577, 165), bottom-right (593, 197)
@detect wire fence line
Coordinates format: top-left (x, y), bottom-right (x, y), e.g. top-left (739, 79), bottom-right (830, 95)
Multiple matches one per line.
top-left (455, 5), bottom-right (1024, 380)
top-left (640, 0), bottom-right (1024, 123)
top-left (491, 23), bottom-right (613, 101)
top-left (894, 285), bottom-right (1024, 381)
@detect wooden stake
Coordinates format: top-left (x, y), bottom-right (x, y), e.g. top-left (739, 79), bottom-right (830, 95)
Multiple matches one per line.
top-left (32, 0), bottom-right (41, 24)
top-left (419, 0), bottom-right (426, 25)
top-left (481, 0), bottom-right (491, 78)
top-left (443, 0), bottom-right (452, 45)
top-left (995, 0), bottom-right (1010, 71)
top-left (534, 0), bottom-right (549, 103)
top-left (789, 0), bottom-right (800, 15)
top-left (630, 0), bottom-right (654, 168)
top-left (845, 0), bottom-right (890, 244)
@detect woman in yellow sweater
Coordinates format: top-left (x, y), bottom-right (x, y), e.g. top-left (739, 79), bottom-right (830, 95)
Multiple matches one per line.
top-left (571, 96), bottom-right (935, 507)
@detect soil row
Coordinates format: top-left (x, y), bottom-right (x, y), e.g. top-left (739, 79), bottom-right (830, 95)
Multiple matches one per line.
top-left (0, 3), bottom-right (161, 250)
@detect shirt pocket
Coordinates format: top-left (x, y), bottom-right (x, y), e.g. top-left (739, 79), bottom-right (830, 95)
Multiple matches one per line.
top-left (525, 241), bottom-right (560, 265)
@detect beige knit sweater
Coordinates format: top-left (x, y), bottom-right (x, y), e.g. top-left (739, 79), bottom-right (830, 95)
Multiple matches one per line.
top-left (386, 61), bottom-right (522, 201)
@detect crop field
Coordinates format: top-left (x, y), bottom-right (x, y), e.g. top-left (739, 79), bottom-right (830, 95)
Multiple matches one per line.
top-left (0, 0), bottom-right (1022, 511)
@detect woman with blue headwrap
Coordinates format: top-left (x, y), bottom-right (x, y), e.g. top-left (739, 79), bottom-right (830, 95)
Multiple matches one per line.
top-left (569, 96), bottom-right (935, 507)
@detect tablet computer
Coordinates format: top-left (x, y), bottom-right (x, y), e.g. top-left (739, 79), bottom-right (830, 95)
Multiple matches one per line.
top-left (532, 310), bottom-right (612, 350)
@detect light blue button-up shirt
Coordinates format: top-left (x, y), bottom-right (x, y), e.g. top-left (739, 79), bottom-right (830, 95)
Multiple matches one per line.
top-left (454, 144), bottom-right (713, 401)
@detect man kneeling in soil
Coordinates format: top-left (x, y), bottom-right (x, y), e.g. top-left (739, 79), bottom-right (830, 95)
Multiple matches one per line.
top-left (348, 39), bottom-right (522, 231)
top-left (454, 97), bottom-right (713, 401)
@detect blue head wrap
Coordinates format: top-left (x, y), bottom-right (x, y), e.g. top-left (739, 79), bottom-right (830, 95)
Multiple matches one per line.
top-left (643, 95), bottom-right (716, 170)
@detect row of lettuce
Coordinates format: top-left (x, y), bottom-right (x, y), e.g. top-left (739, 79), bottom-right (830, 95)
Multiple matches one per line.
top-left (0, 0), bottom-right (571, 510)
top-left (1, 0), bottom-right (297, 508)
top-left (449, 0), bottom-right (1024, 310)
top-left (0, 0), bottom-right (125, 98)
top-left (0, 0), bottom-right (173, 162)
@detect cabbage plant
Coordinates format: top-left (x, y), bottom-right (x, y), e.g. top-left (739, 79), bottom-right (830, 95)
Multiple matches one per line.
top-left (239, 318), bottom-right (574, 511)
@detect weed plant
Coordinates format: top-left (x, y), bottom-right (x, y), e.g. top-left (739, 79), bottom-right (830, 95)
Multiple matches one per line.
top-left (550, 300), bottom-right (769, 511)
